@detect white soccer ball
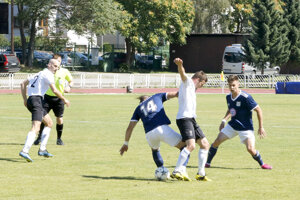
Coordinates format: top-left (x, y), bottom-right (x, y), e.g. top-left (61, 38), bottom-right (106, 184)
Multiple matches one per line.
top-left (155, 166), bottom-right (170, 181)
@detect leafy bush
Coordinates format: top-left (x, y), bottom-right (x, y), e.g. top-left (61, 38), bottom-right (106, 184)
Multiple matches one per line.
top-left (0, 35), bottom-right (9, 46)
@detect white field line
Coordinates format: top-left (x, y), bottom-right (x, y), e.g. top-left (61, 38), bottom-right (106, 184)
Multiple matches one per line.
top-left (1, 116), bottom-right (299, 129)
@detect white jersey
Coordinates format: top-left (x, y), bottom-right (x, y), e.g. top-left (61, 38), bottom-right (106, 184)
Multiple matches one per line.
top-left (176, 75), bottom-right (197, 119)
top-left (27, 68), bottom-right (55, 97)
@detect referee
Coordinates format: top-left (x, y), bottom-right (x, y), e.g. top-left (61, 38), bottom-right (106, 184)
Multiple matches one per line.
top-left (34, 54), bottom-right (73, 145)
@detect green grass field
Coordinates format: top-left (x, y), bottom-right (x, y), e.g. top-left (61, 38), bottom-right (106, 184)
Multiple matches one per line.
top-left (0, 93), bottom-right (299, 200)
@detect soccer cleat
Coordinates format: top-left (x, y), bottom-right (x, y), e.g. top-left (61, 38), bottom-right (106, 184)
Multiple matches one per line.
top-left (205, 163), bottom-right (211, 168)
top-left (261, 164), bottom-right (272, 170)
top-left (170, 171), bottom-right (191, 181)
top-left (182, 171), bottom-right (192, 181)
top-left (195, 174), bottom-right (212, 181)
top-left (38, 149), bottom-right (54, 157)
top-left (19, 151), bottom-right (33, 162)
top-left (56, 138), bottom-right (64, 145)
top-left (33, 138), bottom-right (41, 145)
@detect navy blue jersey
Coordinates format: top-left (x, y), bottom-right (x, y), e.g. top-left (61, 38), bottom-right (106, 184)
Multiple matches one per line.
top-left (227, 91), bottom-right (258, 131)
top-left (131, 93), bottom-right (171, 133)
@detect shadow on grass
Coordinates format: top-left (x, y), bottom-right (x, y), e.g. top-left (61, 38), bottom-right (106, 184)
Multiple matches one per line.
top-left (208, 166), bottom-right (257, 170)
top-left (165, 165), bottom-right (198, 169)
top-left (166, 165), bottom-right (256, 170)
top-left (0, 157), bottom-right (23, 163)
top-left (82, 175), bottom-right (158, 182)
top-left (0, 143), bottom-right (23, 146)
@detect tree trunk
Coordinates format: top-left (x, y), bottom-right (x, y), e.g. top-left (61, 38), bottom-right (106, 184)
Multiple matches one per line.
top-left (17, 3), bottom-right (27, 65)
top-left (125, 37), bottom-right (132, 66)
top-left (27, 19), bottom-right (37, 67)
top-left (129, 45), bottom-right (135, 67)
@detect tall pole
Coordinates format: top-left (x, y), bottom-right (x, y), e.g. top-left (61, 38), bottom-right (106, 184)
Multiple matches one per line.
top-left (10, 0), bottom-right (14, 54)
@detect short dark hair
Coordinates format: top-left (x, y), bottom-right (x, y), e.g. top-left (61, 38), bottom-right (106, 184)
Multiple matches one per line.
top-left (192, 71), bottom-right (208, 82)
top-left (53, 54), bottom-right (62, 59)
top-left (137, 95), bottom-right (149, 103)
top-left (227, 75), bottom-right (239, 83)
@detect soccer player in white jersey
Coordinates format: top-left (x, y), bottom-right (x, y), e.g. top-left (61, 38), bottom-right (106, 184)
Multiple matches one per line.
top-left (19, 59), bottom-right (70, 162)
top-left (172, 58), bottom-right (211, 181)
top-left (205, 75), bottom-right (272, 169)
top-left (34, 54), bottom-right (73, 146)
top-left (120, 92), bottom-right (189, 173)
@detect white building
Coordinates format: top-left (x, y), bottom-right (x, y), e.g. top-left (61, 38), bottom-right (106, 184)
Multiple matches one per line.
top-left (1, 2), bottom-right (97, 52)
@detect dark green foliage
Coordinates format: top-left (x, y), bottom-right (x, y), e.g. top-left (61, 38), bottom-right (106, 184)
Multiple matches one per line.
top-left (282, 0), bottom-right (300, 63)
top-left (244, 0), bottom-right (289, 73)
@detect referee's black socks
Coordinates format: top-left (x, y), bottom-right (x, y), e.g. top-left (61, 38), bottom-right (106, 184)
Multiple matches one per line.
top-left (56, 124), bottom-right (64, 139)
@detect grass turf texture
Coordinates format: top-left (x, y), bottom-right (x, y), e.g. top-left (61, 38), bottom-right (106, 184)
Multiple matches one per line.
top-left (0, 93), bottom-right (299, 200)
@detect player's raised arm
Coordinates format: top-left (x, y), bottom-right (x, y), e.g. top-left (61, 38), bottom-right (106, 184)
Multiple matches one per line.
top-left (254, 106), bottom-right (266, 139)
top-left (120, 121), bottom-right (138, 156)
top-left (174, 58), bottom-right (187, 82)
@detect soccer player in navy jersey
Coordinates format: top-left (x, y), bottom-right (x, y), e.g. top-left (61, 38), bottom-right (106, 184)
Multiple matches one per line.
top-left (119, 92), bottom-right (188, 173)
top-left (206, 75), bottom-right (272, 170)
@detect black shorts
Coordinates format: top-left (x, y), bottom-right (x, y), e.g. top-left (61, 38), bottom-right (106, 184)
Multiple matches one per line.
top-left (27, 96), bottom-right (47, 122)
top-left (176, 118), bottom-right (206, 142)
top-left (43, 94), bottom-right (65, 118)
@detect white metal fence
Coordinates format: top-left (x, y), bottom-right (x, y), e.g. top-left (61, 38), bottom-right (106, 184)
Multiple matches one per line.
top-left (0, 72), bottom-right (299, 89)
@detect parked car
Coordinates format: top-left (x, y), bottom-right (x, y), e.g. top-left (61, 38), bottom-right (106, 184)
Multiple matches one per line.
top-left (69, 52), bottom-right (87, 66)
top-left (222, 44), bottom-right (280, 75)
top-left (102, 52), bottom-right (126, 68)
top-left (4, 49), bottom-right (23, 63)
top-left (81, 53), bottom-right (103, 66)
top-left (0, 53), bottom-right (21, 73)
top-left (33, 51), bottom-right (53, 68)
top-left (135, 54), bottom-right (166, 69)
top-left (57, 51), bottom-right (87, 66)
top-left (57, 52), bottom-right (73, 66)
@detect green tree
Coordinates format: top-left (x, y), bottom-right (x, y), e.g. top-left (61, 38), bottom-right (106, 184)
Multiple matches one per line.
top-left (243, 0), bottom-right (289, 74)
top-left (227, 0), bottom-right (254, 33)
top-left (226, 0), bottom-right (283, 33)
top-left (192, 0), bottom-right (231, 33)
top-left (35, 33), bottom-right (69, 52)
top-left (0, 35), bottom-right (9, 46)
top-left (116, 0), bottom-right (195, 66)
top-left (16, 0), bottom-right (55, 66)
top-left (59, 0), bottom-right (122, 36)
top-left (281, 0), bottom-right (300, 73)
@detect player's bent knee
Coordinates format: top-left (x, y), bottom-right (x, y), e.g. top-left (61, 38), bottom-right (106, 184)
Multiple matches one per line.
top-left (186, 144), bottom-right (195, 151)
top-left (43, 120), bottom-right (53, 128)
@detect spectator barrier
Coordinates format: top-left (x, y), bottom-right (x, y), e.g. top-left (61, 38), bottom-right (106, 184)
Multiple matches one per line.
top-left (0, 72), bottom-right (299, 90)
top-left (275, 82), bottom-right (300, 94)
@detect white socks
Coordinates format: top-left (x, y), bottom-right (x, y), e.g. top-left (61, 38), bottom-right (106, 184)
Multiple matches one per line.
top-left (40, 127), bottom-right (51, 151)
top-left (198, 149), bottom-right (208, 176)
top-left (22, 131), bottom-right (36, 153)
top-left (175, 147), bottom-right (190, 172)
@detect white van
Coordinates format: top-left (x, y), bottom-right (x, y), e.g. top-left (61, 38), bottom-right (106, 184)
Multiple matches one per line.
top-left (222, 44), bottom-right (280, 75)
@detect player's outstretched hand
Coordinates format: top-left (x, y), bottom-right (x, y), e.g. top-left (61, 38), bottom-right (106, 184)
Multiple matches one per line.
top-left (120, 144), bottom-right (128, 156)
top-left (258, 127), bottom-right (266, 139)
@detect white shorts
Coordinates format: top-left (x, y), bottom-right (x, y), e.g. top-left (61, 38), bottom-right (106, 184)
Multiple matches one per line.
top-left (145, 125), bottom-right (182, 149)
top-left (221, 124), bottom-right (255, 146)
